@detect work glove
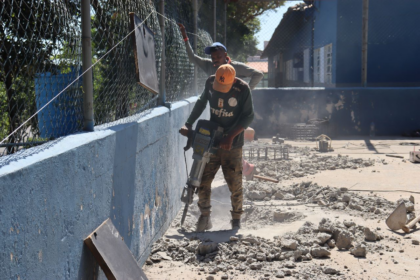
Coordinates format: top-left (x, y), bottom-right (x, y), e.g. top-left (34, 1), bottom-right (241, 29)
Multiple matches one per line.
top-left (179, 124), bottom-right (192, 137)
top-left (179, 124), bottom-right (193, 151)
top-left (178, 23), bottom-right (188, 40)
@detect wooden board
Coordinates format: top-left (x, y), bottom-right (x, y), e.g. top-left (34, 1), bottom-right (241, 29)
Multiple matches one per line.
top-left (84, 218), bottom-right (148, 280)
top-left (129, 12), bottom-right (159, 95)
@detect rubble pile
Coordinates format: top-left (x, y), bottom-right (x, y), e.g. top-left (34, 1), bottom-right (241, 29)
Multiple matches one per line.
top-left (245, 181), bottom-right (400, 219)
top-left (252, 154), bottom-right (378, 181)
top-left (147, 218), bottom-right (389, 279)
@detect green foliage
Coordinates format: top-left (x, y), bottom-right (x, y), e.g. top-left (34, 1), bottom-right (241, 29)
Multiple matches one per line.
top-left (0, 0), bottom-right (81, 150)
top-left (198, 0), bottom-right (285, 62)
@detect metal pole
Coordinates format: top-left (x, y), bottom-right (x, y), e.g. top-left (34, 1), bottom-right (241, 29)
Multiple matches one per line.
top-left (224, 1), bottom-right (228, 46)
top-left (213, 0), bottom-right (217, 41)
top-left (158, 0), bottom-right (166, 105)
top-left (361, 0), bottom-right (369, 87)
top-left (81, 0), bottom-right (94, 131)
top-left (193, 0), bottom-right (198, 95)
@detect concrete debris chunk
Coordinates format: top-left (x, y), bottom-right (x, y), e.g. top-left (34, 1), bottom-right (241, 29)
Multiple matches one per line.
top-left (409, 195), bottom-right (415, 204)
top-left (274, 191), bottom-right (285, 199)
top-left (282, 239), bottom-right (298, 250)
top-left (283, 193), bottom-right (296, 200)
top-left (364, 227), bottom-right (378, 242)
top-left (248, 190), bottom-right (267, 200)
top-left (150, 254), bottom-right (162, 263)
top-left (319, 218), bottom-right (335, 233)
top-left (298, 222), bottom-right (315, 234)
top-left (335, 229), bottom-right (353, 250)
top-left (230, 236), bottom-right (239, 242)
top-left (208, 266), bottom-right (218, 274)
top-left (412, 239), bottom-right (419, 245)
top-left (237, 254), bottom-right (247, 261)
top-left (323, 267), bottom-right (338, 275)
top-left (198, 242), bottom-right (218, 256)
top-left (343, 220), bottom-right (356, 228)
top-left (284, 261), bottom-right (296, 268)
top-left (273, 210), bottom-right (295, 222)
top-left (241, 236), bottom-right (261, 245)
top-left (316, 233), bottom-right (332, 244)
top-left (256, 253), bottom-right (266, 261)
top-left (156, 251), bottom-right (172, 261)
top-left (311, 247), bottom-right (331, 258)
top-left (275, 270), bottom-right (285, 278)
top-left (283, 269), bottom-right (292, 276)
top-left (250, 262), bottom-right (263, 270)
top-left (327, 239), bottom-right (336, 248)
top-left (350, 243), bottom-right (367, 257)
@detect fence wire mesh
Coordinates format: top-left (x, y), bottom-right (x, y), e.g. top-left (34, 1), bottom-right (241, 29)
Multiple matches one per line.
top-left (91, 0), bottom-right (161, 125)
top-left (0, 0), bottom-right (83, 156)
top-left (0, 0), bottom-right (213, 158)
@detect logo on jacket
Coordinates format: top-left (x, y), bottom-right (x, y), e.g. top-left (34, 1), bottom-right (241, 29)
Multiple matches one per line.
top-left (218, 98), bottom-right (224, 108)
top-left (211, 108), bottom-right (234, 117)
top-left (228, 97), bottom-right (237, 107)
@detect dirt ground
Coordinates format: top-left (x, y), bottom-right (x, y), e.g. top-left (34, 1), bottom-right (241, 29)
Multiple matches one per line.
top-left (143, 137), bottom-right (420, 280)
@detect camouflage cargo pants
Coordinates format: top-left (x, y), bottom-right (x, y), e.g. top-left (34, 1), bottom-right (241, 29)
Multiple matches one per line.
top-left (197, 147), bottom-right (243, 219)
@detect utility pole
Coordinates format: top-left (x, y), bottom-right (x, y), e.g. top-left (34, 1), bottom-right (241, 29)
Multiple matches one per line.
top-left (81, 0), bottom-right (94, 131)
top-left (213, 0), bottom-right (217, 42)
top-left (361, 0), bottom-right (369, 87)
top-left (158, 0), bottom-right (166, 105)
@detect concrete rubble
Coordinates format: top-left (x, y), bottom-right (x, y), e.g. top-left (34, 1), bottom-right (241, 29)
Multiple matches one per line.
top-left (146, 216), bottom-right (394, 279)
top-left (244, 181), bottom-right (398, 220)
top-left (244, 147), bottom-right (381, 182)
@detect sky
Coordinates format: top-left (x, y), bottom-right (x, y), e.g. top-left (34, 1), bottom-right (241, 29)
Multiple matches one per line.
top-left (255, 1), bottom-right (298, 50)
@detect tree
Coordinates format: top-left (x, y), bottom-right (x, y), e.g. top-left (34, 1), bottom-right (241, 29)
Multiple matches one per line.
top-left (226, 0), bottom-right (286, 25)
top-left (197, 0), bottom-right (285, 62)
top-left (0, 0), bottom-right (80, 153)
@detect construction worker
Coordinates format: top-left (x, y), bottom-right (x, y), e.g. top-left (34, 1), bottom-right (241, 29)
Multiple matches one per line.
top-left (178, 23), bottom-right (264, 90)
top-left (179, 64), bottom-right (254, 231)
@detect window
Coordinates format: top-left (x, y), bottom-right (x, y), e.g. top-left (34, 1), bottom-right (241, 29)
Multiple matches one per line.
top-left (314, 48), bottom-right (321, 83)
top-left (314, 44), bottom-right (333, 84)
top-left (325, 44), bottom-right (333, 84)
top-left (304, 49), bottom-right (310, 83)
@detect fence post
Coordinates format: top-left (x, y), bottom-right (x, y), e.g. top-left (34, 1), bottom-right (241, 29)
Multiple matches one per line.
top-left (213, 0), bottom-right (217, 41)
top-left (81, 0), bottom-right (94, 131)
top-left (158, 0), bottom-right (167, 106)
top-left (193, 0), bottom-right (198, 95)
top-left (224, 0), bottom-right (228, 47)
top-left (361, 0), bottom-right (369, 87)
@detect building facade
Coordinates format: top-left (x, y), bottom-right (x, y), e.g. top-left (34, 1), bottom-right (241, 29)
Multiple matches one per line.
top-left (261, 0), bottom-right (420, 87)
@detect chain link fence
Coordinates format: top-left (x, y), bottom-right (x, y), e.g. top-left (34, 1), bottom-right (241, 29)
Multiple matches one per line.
top-left (0, 0), bottom-right (213, 159)
top-left (1, 0), bottom-right (83, 156)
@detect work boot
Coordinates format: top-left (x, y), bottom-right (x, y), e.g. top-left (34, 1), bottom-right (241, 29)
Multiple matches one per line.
top-left (231, 219), bottom-right (241, 230)
top-left (196, 215), bottom-right (212, 232)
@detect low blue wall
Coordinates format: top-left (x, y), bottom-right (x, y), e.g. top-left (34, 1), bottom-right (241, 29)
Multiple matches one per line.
top-left (252, 87), bottom-right (420, 137)
top-left (0, 97), bottom-right (208, 279)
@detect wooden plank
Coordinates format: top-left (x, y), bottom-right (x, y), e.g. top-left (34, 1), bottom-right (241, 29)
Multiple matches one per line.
top-left (84, 218), bottom-right (148, 280)
top-left (254, 175), bottom-right (279, 183)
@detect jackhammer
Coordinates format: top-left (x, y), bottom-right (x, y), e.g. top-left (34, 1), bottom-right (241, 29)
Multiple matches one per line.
top-left (180, 120), bottom-right (224, 228)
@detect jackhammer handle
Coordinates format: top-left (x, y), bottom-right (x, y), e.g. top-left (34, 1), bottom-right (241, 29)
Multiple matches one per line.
top-left (183, 130), bottom-right (194, 151)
